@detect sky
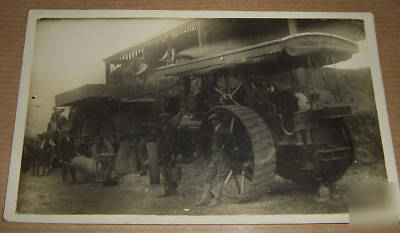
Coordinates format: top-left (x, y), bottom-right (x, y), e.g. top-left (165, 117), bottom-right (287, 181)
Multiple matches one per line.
top-left (334, 40), bottom-right (370, 69)
top-left (26, 18), bottom-right (369, 136)
top-left (27, 19), bottom-right (185, 136)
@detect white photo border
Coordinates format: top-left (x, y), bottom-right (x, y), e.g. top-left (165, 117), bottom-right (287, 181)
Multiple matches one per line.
top-left (4, 10), bottom-right (399, 224)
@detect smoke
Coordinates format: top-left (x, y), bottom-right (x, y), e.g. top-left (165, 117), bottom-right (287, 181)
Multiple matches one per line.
top-left (25, 19), bottom-right (183, 136)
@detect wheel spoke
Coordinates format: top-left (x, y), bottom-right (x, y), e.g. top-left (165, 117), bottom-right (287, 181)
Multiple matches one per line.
top-left (229, 117), bottom-right (235, 132)
top-left (213, 86), bottom-right (226, 96)
top-left (233, 175), bottom-right (241, 194)
top-left (240, 170), bottom-right (245, 194)
top-left (231, 84), bottom-right (242, 97)
top-left (224, 169), bottom-right (233, 188)
top-left (231, 98), bottom-right (240, 106)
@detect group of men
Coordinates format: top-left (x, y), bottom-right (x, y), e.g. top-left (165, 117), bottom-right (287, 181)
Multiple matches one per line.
top-left (23, 129), bottom-right (75, 182)
top-left (23, 106), bottom-right (68, 177)
top-left (28, 104), bottom-right (233, 207)
top-left (22, 135), bottom-right (53, 177)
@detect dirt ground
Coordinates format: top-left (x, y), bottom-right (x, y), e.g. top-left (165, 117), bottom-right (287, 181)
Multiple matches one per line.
top-left (16, 159), bottom-right (387, 216)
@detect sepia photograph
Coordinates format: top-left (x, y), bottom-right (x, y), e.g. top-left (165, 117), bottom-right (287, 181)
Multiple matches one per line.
top-left (4, 10), bottom-right (399, 224)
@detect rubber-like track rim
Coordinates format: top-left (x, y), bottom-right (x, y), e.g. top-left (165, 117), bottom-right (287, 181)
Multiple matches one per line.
top-left (203, 105), bottom-right (277, 200)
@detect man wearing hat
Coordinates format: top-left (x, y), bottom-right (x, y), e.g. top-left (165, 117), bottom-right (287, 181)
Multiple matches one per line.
top-left (157, 112), bottom-right (180, 197)
top-left (39, 133), bottom-right (54, 176)
top-left (196, 112), bottom-right (233, 206)
top-left (57, 132), bottom-right (77, 184)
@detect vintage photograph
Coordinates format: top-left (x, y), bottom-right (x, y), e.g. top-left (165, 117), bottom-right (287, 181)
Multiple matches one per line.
top-left (4, 11), bottom-right (399, 224)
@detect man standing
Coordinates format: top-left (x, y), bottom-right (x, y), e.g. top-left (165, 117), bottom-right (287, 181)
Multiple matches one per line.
top-left (196, 113), bottom-right (233, 207)
top-left (58, 134), bottom-right (77, 184)
top-left (157, 113), bottom-right (179, 197)
top-left (39, 134), bottom-right (53, 176)
top-left (49, 107), bottom-right (66, 132)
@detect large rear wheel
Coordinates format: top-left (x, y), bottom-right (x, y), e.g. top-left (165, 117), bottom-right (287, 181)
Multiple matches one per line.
top-left (200, 105), bottom-right (276, 201)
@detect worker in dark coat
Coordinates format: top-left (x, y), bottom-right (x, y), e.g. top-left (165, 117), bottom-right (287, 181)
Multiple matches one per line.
top-left (49, 107), bottom-right (67, 135)
top-left (157, 111), bottom-right (182, 197)
top-left (57, 135), bottom-right (77, 184)
top-left (39, 135), bottom-right (53, 176)
top-left (196, 113), bottom-right (233, 206)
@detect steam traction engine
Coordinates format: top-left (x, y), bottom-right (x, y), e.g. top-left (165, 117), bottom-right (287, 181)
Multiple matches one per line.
top-left (154, 32), bottom-right (357, 200)
top-left (56, 19), bottom-right (359, 199)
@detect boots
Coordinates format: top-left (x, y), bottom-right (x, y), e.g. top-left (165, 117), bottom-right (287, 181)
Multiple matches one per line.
top-left (158, 182), bottom-right (178, 198)
top-left (157, 188), bottom-right (177, 198)
top-left (196, 183), bottom-right (212, 206)
top-left (315, 184), bottom-right (330, 202)
top-left (208, 179), bottom-right (224, 207)
top-left (329, 184), bottom-right (341, 200)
